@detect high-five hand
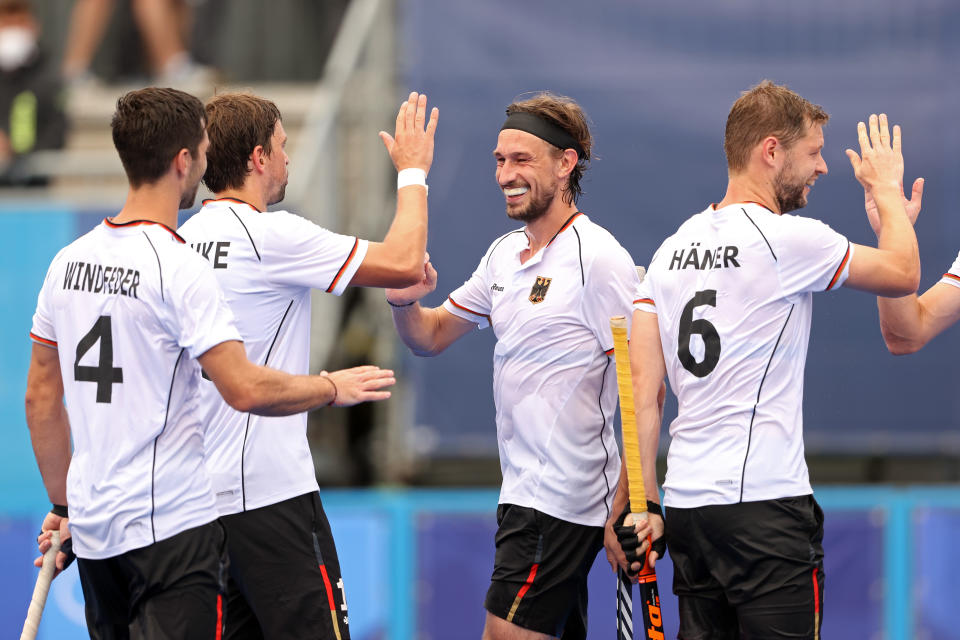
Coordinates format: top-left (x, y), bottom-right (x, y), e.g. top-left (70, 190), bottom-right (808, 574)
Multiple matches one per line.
top-left (324, 366), bottom-right (395, 407)
top-left (863, 177), bottom-right (924, 233)
top-left (379, 92), bottom-right (439, 174)
top-left (846, 113), bottom-right (904, 194)
top-left (385, 252), bottom-right (438, 307)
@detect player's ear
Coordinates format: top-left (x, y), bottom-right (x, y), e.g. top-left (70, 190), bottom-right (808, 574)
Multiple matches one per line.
top-left (173, 147), bottom-right (192, 177)
top-left (249, 145), bottom-right (267, 174)
top-left (759, 136), bottom-right (780, 169)
top-left (557, 147), bottom-right (578, 179)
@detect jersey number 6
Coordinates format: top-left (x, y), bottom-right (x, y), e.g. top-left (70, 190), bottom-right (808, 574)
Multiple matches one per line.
top-left (678, 290), bottom-right (721, 378)
top-left (75, 315), bottom-right (124, 403)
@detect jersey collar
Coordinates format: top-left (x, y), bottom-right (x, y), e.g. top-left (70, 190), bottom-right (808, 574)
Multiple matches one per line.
top-left (202, 197), bottom-right (262, 213)
top-left (545, 211), bottom-right (584, 247)
top-left (518, 211), bottom-right (584, 268)
top-left (711, 201), bottom-right (775, 214)
top-left (103, 218), bottom-right (185, 243)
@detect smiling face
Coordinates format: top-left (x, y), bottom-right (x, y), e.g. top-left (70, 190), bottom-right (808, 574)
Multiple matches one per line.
top-left (263, 120), bottom-right (289, 206)
top-left (773, 121), bottom-right (828, 213)
top-left (493, 129), bottom-right (563, 223)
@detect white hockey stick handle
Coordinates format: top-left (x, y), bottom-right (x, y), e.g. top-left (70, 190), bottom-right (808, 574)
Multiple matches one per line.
top-left (20, 530), bottom-right (60, 640)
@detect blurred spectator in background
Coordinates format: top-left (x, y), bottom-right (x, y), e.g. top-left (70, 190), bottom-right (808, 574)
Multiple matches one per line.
top-left (61, 0), bottom-right (214, 87)
top-left (0, 0), bottom-right (67, 186)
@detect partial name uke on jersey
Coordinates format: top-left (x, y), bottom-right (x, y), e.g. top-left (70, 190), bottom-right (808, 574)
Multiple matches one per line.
top-left (190, 240), bottom-right (230, 269)
top-left (63, 261), bottom-right (140, 298)
top-left (669, 243), bottom-right (740, 271)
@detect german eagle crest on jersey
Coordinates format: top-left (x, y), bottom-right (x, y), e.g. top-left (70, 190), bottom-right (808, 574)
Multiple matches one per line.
top-left (529, 276), bottom-right (552, 304)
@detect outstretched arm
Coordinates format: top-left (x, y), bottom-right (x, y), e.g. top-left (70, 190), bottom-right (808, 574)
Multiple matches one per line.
top-left (878, 281), bottom-right (960, 354)
top-left (199, 341), bottom-right (395, 414)
top-left (843, 114), bottom-right (921, 297)
top-left (867, 176), bottom-right (960, 353)
top-left (385, 255), bottom-right (476, 356)
top-left (352, 92), bottom-right (439, 288)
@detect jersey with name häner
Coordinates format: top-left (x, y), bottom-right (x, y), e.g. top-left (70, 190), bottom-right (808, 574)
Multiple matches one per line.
top-left (177, 198), bottom-right (368, 515)
top-left (30, 219), bottom-right (241, 559)
top-left (634, 203), bottom-right (852, 508)
top-left (443, 213), bottom-right (640, 527)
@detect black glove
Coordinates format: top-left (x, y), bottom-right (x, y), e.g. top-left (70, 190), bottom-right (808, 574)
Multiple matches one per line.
top-left (614, 502), bottom-right (666, 577)
top-left (59, 536), bottom-right (76, 570)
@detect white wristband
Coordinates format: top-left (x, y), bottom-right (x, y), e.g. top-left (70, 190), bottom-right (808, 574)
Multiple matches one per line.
top-left (397, 168), bottom-right (428, 194)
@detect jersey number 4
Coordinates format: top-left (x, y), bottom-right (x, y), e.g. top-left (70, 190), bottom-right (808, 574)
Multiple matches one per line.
top-left (75, 315), bottom-right (124, 403)
top-left (678, 290), bottom-right (721, 378)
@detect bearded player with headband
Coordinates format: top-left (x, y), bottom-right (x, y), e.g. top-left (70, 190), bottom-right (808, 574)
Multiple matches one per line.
top-left (386, 92), bottom-right (642, 640)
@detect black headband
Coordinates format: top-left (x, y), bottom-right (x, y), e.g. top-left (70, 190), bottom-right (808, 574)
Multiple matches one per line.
top-left (500, 111), bottom-right (585, 160)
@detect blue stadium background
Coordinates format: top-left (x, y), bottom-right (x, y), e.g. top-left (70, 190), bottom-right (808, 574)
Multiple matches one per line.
top-left (2, 0), bottom-right (959, 637)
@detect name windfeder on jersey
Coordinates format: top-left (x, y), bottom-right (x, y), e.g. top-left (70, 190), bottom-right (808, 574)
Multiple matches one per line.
top-left (62, 261), bottom-right (141, 298)
top-left (669, 242), bottom-right (741, 271)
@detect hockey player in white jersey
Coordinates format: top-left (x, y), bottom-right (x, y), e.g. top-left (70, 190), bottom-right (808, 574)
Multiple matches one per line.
top-left (25, 87), bottom-right (395, 638)
top-left (177, 91), bottom-right (437, 639)
top-left (617, 81), bottom-right (921, 639)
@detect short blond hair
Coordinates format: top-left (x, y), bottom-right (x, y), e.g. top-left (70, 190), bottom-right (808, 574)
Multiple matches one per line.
top-left (724, 80), bottom-right (828, 173)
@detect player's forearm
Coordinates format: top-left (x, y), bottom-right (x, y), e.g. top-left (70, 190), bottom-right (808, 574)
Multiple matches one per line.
top-left (233, 366), bottom-right (336, 416)
top-left (878, 281), bottom-right (960, 355)
top-left (635, 403), bottom-right (662, 505)
top-left (201, 341), bottom-right (336, 414)
top-left (872, 184), bottom-right (921, 294)
top-left (877, 294), bottom-right (927, 354)
top-left (25, 400), bottom-right (70, 505)
top-left (209, 357), bottom-right (334, 415)
top-left (378, 186), bottom-right (428, 285)
top-left (390, 303), bottom-right (449, 356)
top-left (608, 458), bottom-right (630, 523)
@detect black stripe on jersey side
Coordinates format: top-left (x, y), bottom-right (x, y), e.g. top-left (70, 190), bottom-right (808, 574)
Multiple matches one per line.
top-left (151, 348), bottom-right (185, 542)
top-left (485, 229), bottom-right (525, 269)
top-left (738, 304), bottom-right (794, 503)
top-left (240, 299), bottom-right (295, 511)
top-left (741, 208), bottom-right (777, 261)
top-left (229, 206), bottom-right (261, 261)
top-left (595, 356), bottom-right (614, 521)
top-left (143, 232), bottom-right (164, 301)
top-left (572, 226), bottom-right (585, 285)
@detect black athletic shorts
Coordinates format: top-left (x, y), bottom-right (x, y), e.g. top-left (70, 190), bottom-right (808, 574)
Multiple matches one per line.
top-left (665, 495), bottom-right (825, 640)
top-left (77, 520), bottom-right (228, 640)
top-left (219, 492), bottom-right (350, 640)
top-left (484, 504), bottom-right (603, 639)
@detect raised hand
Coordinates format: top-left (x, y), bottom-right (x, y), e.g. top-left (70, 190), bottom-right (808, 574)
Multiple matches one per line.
top-left (379, 92), bottom-right (439, 174)
top-left (863, 176), bottom-right (925, 234)
top-left (385, 252), bottom-right (438, 307)
top-left (324, 366), bottom-right (395, 407)
top-left (846, 113), bottom-right (904, 194)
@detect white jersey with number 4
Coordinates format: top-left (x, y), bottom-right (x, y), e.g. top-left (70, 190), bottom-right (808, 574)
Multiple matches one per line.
top-left (634, 203), bottom-right (852, 508)
top-left (30, 219), bottom-right (241, 559)
top-left (178, 198), bottom-right (368, 516)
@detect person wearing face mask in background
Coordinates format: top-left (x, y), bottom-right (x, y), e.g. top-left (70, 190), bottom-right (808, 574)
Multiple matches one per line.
top-left (0, 0), bottom-right (67, 187)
